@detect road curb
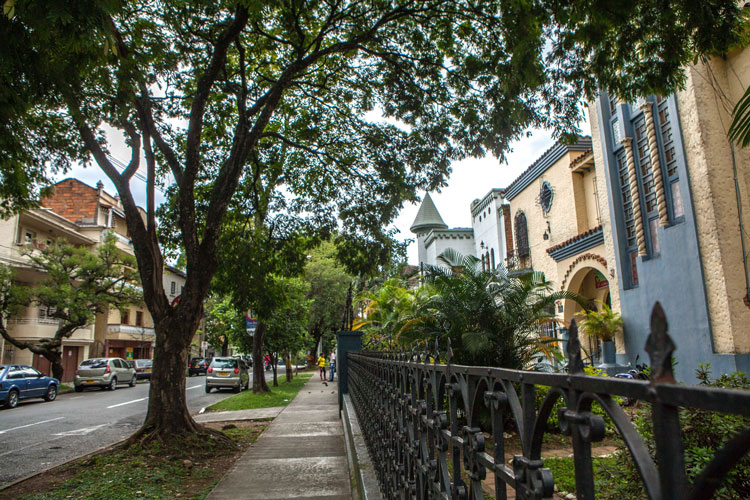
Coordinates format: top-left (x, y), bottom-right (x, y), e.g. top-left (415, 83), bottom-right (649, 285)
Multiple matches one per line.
top-left (0, 437), bottom-right (128, 492)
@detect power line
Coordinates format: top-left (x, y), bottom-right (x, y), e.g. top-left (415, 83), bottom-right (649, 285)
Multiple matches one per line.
top-left (106, 155), bottom-right (168, 195)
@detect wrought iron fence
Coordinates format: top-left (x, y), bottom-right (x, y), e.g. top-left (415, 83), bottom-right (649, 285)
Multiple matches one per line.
top-left (347, 302), bottom-right (750, 499)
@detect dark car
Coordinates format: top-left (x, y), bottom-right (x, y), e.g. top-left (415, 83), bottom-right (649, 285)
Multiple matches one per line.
top-left (188, 357), bottom-right (211, 376)
top-left (0, 365), bottom-right (59, 409)
top-left (132, 359), bottom-right (153, 380)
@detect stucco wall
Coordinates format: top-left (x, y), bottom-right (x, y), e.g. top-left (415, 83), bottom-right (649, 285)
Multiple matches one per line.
top-left (472, 196), bottom-right (508, 270)
top-left (425, 234), bottom-right (476, 269)
top-left (675, 47), bottom-right (750, 354)
top-left (591, 87), bottom-right (750, 381)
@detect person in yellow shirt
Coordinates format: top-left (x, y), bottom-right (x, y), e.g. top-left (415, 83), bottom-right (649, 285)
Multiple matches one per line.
top-left (317, 354), bottom-right (327, 381)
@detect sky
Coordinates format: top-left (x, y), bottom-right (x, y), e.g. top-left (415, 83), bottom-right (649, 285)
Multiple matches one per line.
top-left (58, 113), bottom-right (591, 267)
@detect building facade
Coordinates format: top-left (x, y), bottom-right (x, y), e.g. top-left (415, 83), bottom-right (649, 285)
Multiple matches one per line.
top-left (590, 44), bottom-right (750, 381)
top-left (1, 178), bottom-right (190, 378)
top-left (411, 191), bottom-right (510, 272)
top-left (0, 207), bottom-right (99, 380)
top-left (505, 137), bottom-right (622, 359)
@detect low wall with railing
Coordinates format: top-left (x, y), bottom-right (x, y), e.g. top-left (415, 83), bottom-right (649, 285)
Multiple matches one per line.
top-left (346, 303), bottom-right (750, 500)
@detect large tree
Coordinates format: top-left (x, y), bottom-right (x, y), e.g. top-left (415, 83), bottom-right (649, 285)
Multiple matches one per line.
top-left (0, 235), bottom-right (141, 380)
top-left (2, 1), bottom-right (743, 441)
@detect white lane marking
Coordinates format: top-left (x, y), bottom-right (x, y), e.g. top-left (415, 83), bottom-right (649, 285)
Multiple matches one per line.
top-left (53, 424), bottom-right (108, 436)
top-left (0, 435), bottom-right (64, 457)
top-left (69, 396), bottom-right (84, 400)
top-left (0, 417), bottom-right (65, 435)
top-left (186, 385), bottom-right (202, 390)
top-left (106, 397), bottom-right (148, 409)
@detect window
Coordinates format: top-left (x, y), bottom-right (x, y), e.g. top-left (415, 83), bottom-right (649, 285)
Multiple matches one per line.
top-left (633, 114), bottom-right (659, 255)
top-left (656, 96), bottom-right (684, 221)
top-left (7, 367), bottom-right (24, 379)
top-left (24, 230), bottom-right (36, 244)
top-left (170, 281), bottom-right (176, 295)
top-left (121, 310), bottom-right (129, 325)
top-left (515, 212), bottom-right (529, 257)
top-left (491, 249), bottom-right (495, 270)
top-left (136, 311), bottom-right (144, 327)
top-left (481, 254), bottom-right (486, 272)
top-left (112, 359), bottom-right (122, 369)
top-left (539, 181), bottom-right (553, 213)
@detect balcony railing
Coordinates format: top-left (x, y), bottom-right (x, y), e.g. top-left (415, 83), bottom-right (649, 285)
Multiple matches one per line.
top-left (107, 324), bottom-right (155, 336)
top-left (506, 253), bottom-right (533, 277)
top-left (347, 302), bottom-right (750, 500)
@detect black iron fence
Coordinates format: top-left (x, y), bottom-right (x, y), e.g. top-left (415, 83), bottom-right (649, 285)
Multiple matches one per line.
top-left (346, 303), bottom-right (750, 499)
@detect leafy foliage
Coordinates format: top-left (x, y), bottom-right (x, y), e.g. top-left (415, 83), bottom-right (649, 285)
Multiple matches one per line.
top-left (605, 365), bottom-right (750, 499)
top-left (577, 300), bottom-right (623, 342)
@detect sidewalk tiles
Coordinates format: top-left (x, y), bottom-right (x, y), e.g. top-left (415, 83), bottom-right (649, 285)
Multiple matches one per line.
top-left (205, 376), bottom-right (351, 500)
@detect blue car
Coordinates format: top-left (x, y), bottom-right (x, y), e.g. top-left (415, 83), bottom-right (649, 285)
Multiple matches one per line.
top-left (0, 364), bottom-right (59, 409)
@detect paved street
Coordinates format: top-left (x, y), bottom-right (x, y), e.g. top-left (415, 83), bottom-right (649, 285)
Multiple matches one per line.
top-left (0, 374), bottom-right (240, 487)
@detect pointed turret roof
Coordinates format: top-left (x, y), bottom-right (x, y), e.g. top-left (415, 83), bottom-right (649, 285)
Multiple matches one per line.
top-left (410, 193), bottom-right (448, 234)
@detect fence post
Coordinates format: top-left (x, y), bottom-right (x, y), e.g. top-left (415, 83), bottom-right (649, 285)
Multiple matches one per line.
top-left (336, 330), bottom-right (362, 413)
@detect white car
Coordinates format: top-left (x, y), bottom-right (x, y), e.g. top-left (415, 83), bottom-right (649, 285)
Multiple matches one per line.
top-left (74, 358), bottom-right (137, 391)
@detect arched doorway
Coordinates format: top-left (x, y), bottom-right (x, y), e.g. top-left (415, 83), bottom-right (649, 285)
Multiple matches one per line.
top-left (563, 262), bottom-right (611, 363)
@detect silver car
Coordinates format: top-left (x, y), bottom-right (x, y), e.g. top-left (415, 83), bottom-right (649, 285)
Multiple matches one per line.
top-left (205, 357), bottom-right (249, 393)
top-left (74, 358), bottom-right (137, 392)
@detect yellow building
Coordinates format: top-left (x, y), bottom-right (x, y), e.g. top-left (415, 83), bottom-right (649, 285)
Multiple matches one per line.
top-left (0, 207), bottom-right (98, 379)
top-left (1, 178), bottom-right (189, 378)
top-left (504, 137), bottom-right (622, 361)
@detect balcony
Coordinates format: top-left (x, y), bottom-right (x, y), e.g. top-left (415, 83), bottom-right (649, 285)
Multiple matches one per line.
top-left (5, 318), bottom-right (93, 342)
top-left (107, 324), bottom-right (155, 340)
top-left (506, 253), bottom-right (533, 277)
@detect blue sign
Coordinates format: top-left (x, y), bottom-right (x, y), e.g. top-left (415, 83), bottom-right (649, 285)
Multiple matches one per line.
top-left (245, 317), bottom-right (258, 331)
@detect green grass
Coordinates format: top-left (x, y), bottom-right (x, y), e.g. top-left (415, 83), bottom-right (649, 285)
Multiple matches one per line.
top-left (16, 426), bottom-right (264, 500)
top-left (543, 455), bottom-right (621, 496)
top-left (207, 373), bottom-right (313, 411)
top-left (58, 383), bottom-right (73, 392)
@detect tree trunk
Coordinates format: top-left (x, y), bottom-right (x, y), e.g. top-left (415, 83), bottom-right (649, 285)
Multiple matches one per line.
top-left (252, 322), bottom-right (270, 393)
top-left (271, 352), bottom-right (278, 387)
top-left (285, 351), bottom-right (292, 382)
top-left (48, 351), bottom-right (64, 381)
top-left (221, 335), bottom-right (229, 356)
top-left (130, 315), bottom-right (205, 443)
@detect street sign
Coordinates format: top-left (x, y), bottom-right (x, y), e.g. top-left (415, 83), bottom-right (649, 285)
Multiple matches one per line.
top-left (201, 341), bottom-right (208, 349)
top-left (246, 315), bottom-right (258, 336)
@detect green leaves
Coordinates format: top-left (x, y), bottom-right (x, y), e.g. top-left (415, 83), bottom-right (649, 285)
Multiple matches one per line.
top-left (729, 86), bottom-right (750, 148)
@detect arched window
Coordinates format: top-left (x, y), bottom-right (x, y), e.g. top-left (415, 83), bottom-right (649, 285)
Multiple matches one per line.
top-left (481, 254), bottom-right (486, 272)
top-left (491, 249), bottom-right (495, 270)
top-left (515, 212), bottom-right (529, 257)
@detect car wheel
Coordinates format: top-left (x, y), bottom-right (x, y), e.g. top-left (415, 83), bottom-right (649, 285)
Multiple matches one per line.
top-left (129, 375), bottom-right (136, 387)
top-left (44, 385), bottom-right (58, 402)
top-left (108, 378), bottom-right (117, 391)
top-left (74, 385), bottom-right (84, 393)
top-left (233, 384), bottom-right (241, 393)
top-left (244, 378), bottom-right (249, 390)
top-left (205, 385), bottom-right (211, 393)
top-left (5, 389), bottom-right (19, 409)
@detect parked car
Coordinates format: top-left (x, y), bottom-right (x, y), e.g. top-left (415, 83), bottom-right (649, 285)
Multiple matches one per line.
top-left (0, 365), bottom-right (59, 409)
top-left (74, 358), bottom-right (136, 391)
top-left (205, 357), bottom-right (249, 393)
top-left (131, 359), bottom-right (153, 380)
top-left (188, 357), bottom-right (211, 376)
top-left (231, 355), bottom-right (253, 368)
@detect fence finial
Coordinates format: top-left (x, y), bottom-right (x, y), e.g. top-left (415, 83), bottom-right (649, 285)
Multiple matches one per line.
top-left (566, 319), bottom-right (584, 374)
top-left (645, 301), bottom-right (675, 383)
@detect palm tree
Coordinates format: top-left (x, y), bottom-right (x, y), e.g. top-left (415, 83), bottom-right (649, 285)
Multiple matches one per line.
top-left (419, 250), bottom-right (584, 369)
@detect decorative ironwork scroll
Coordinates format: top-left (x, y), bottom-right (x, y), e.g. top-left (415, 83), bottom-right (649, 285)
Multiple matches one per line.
top-left (347, 302), bottom-right (750, 499)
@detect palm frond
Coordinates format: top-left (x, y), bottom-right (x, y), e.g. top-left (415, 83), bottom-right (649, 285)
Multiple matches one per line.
top-left (729, 86), bottom-right (750, 147)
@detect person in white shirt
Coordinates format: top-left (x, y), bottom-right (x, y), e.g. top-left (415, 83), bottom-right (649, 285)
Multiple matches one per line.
top-left (329, 350), bottom-right (336, 382)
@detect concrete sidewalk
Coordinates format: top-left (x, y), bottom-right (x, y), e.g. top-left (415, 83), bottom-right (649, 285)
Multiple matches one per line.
top-left (205, 376), bottom-right (351, 500)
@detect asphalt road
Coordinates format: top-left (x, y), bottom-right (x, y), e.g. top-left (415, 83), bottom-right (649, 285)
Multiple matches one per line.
top-left (0, 374), bottom-right (240, 487)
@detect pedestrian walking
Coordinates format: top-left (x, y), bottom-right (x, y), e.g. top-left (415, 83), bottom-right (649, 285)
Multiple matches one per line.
top-left (317, 353), bottom-right (327, 381)
top-left (329, 350), bottom-right (336, 382)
